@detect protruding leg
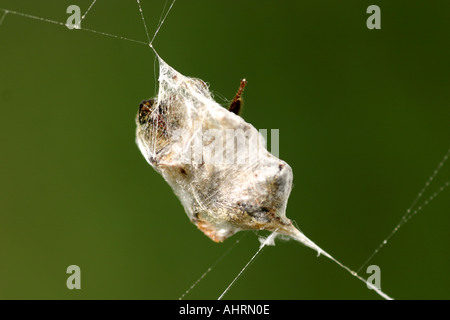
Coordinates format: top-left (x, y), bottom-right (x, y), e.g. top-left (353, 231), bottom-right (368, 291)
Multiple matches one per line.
top-left (228, 79), bottom-right (247, 115)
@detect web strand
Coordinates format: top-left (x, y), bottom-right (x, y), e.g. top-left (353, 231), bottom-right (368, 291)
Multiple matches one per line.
top-left (80, 0), bottom-right (97, 23)
top-left (0, 8), bottom-right (147, 46)
top-left (316, 244), bottom-right (393, 300)
top-left (136, 0), bottom-right (151, 44)
top-left (0, 8), bottom-right (65, 27)
top-left (287, 229), bottom-right (394, 299)
top-left (179, 233), bottom-right (247, 300)
top-left (81, 26), bottom-right (147, 45)
top-left (405, 147), bottom-right (450, 215)
top-left (357, 147), bottom-right (450, 274)
top-left (150, 0), bottom-right (176, 46)
top-left (0, 9), bottom-right (7, 26)
top-left (156, 0), bottom-right (169, 35)
top-left (218, 232), bottom-right (277, 300)
top-left (357, 179), bottom-right (450, 274)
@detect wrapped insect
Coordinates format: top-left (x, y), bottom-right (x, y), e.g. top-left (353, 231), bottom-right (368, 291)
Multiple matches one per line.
top-left (135, 58), bottom-right (313, 246)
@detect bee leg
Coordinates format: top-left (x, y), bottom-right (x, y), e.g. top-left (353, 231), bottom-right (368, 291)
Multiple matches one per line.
top-left (228, 79), bottom-right (247, 115)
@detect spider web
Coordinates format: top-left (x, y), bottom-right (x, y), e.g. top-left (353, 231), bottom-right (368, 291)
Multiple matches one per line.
top-left (1, 0), bottom-right (449, 300)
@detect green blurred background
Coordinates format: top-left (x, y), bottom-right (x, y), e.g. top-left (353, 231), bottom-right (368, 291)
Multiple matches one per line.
top-left (0, 0), bottom-right (449, 299)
